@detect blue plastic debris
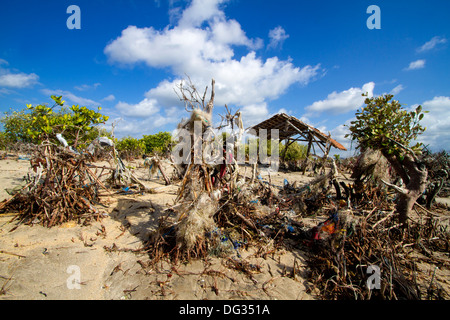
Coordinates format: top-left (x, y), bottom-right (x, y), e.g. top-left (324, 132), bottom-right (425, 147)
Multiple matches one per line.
top-left (162, 226), bottom-right (175, 238)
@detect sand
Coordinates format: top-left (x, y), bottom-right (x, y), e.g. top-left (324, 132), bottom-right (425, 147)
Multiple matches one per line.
top-left (1, 155), bottom-right (448, 300)
top-left (0, 156), bottom-right (319, 300)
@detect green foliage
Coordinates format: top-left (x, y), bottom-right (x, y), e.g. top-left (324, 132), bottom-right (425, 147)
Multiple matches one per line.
top-left (280, 142), bottom-right (308, 161)
top-left (0, 109), bottom-right (32, 143)
top-left (116, 136), bottom-right (145, 159)
top-left (240, 138), bottom-right (305, 161)
top-left (0, 131), bottom-right (11, 150)
top-left (141, 131), bottom-right (173, 154)
top-left (346, 94), bottom-right (427, 158)
top-left (0, 96), bottom-right (109, 148)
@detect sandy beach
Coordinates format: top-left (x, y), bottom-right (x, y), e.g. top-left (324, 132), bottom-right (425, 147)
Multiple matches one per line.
top-left (0, 156), bottom-right (324, 300)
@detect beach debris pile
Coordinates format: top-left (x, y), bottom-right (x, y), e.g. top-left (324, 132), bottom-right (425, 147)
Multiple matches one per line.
top-left (0, 132), bottom-right (154, 227)
top-left (0, 78), bottom-right (448, 300)
top-left (144, 79), bottom-right (449, 299)
top-left (0, 144), bottom-right (106, 227)
top-left (307, 203), bottom-right (449, 300)
top-left (146, 78), bottom-right (333, 263)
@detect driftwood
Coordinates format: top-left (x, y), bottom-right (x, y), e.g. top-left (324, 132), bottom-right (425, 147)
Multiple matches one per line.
top-left (0, 145), bottom-right (104, 227)
top-left (144, 156), bottom-right (171, 185)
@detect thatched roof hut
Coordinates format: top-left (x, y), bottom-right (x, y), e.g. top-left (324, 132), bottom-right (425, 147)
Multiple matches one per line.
top-left (248, 113), bottom-right (346, 158)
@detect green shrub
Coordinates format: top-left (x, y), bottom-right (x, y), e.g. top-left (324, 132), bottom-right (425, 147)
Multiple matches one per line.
top-left (116, 136), bottom-right (145, 160)
top-left (0, 95), bottom-right (108, 148)
top-left (141, 131), bottom-right (173, 154)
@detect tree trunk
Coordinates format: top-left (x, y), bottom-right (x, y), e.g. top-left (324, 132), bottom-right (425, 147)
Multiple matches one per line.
top-left (384, 154), bottom-right (428, 225)
top-left (396, 192), bottom-right (420, 224)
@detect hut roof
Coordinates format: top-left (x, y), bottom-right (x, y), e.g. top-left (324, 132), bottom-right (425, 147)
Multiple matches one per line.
top-left (248, 113), bottom-right (347, 151)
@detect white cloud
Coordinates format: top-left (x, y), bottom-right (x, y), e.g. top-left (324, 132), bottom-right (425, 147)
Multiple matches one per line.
top-left (268, 26), bottom-right (289, 49)
top-left (110, 106), bottom-right (181, 138)
top-left (415, 96), bottom-right (450, 151)
top-left (417, 36), bottom-right (447, 53)
top-left (390, 84), bottom-right (405, 95)
top-left (115, 98), bottom-right (160, 117)
top-left (212, 19), bottom-right (262, 49)
top-left (422, 96), bottom-right (450, 111)
top-left (0, 71), bottom-right (39, 88)
top-left (101, 94), bottom-right (116, 102)
top-left (305, 82), bottom-right (375, 116)
top-left (240, 103), bottom-right (269, 127)
top-left (104, 0), bottom-right (320, 130)
top-left (41, 88), bottom-right (100, 107)
top-left (178, 0), bottom-right (226, 28)
top-left (404, 59), bottom-right (426, 71)
top-left (0, 61), bottom-right (39, 89)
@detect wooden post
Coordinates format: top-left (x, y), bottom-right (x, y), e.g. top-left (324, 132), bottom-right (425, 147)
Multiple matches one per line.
top-left (303, 133), bottom-right (313, 175)
top-left (156, 158), bottom-right (171, 186)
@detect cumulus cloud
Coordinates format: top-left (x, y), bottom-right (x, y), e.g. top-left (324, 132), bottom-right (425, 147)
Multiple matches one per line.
top-left (0, 71), bottom-right (39, 88)
top-left (268, 26), bottom-right (289, 49)
top-left (404, 59), bottom-right (426, 71)
top-left (0, 60), bottom-right (39, 89)
top-left (305, 82), bottom-right (375, 116)
top-left (416, 96), bottom-right (450, 151)
top-left (177, 0), bottom-right (226, 28)
top-left (422, 95), bottom-right (450, 111)
top-left (104, 0), bottom-right (320, 134)
top-left (416, 36), bottom-right (447, 53)
top-left (240, 103), bottom-right (270, 127)
top-left (115, 98), bottom-right (160, 117)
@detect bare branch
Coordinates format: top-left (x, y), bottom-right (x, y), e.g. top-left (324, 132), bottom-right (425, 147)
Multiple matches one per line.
top-left (205, 78), bottom-right (215, 115)
top-left (381, 179), bottom-right (408, 195)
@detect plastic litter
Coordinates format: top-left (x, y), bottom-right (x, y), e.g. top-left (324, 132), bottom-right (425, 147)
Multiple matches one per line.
top-left (313, 211), bottom-right (340, 240)
top-left (285, 224), bottom-right (295, 233)
top-left (56, 133), bottom-right (69, 147)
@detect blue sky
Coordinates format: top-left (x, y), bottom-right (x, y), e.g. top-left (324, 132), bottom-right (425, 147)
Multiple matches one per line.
top-left (0, 0), bottom-right (449, 157)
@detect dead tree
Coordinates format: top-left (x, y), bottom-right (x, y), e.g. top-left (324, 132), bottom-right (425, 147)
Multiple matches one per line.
top-left (381, 140), bottom-right (428, 225)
